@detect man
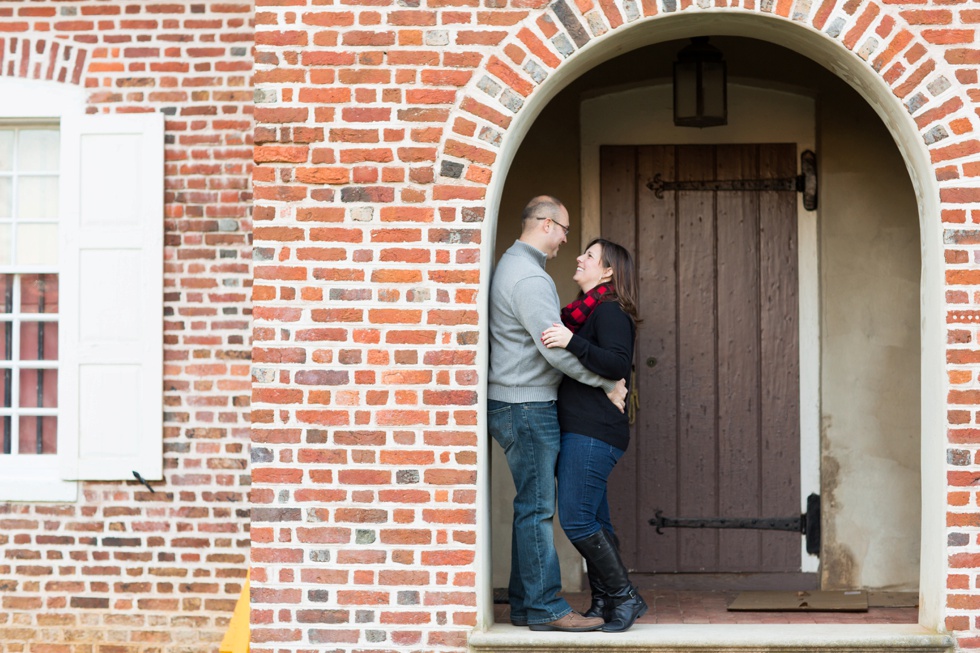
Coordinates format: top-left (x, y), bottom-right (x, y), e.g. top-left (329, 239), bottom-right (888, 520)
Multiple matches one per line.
top-left (488, 195), bottom-right (627, 632)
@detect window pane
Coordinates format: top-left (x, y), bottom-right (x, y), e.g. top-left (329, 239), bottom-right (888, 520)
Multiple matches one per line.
top-left (0, 276), bottom-right (12, 315)
top-left (20, 322), bottom-right (58, 361)
top-left (17, 177), bottom-right (58, 219)
top-left (0, 131), bottom-right (13, 171)
top-left (18, 415), bottom-right (56, 455)
top-left (16, 224), bottom-right (57, 266)
top-left (0, 368), bottom-right (9, 454)
top-left (21, 274), bottom-right (58, 314)
top-left (20, 368), bottom-right (56, 408)
top-left (0, 368), bottom-right (11, 406)
top-left (0, 178), bottom-right (11, 219)
top-left (0, 225), bottom-right (10, 266)
top-left (19, 130), bottom-right (59, 172)
top-left (0, 323), bottom-right (10, 360)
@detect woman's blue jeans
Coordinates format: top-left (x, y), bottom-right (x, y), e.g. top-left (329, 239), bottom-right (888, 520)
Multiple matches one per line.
top-left (488, 399), bottom-right (572, 626)
top-left (556, 431), bottom-right (625, 543)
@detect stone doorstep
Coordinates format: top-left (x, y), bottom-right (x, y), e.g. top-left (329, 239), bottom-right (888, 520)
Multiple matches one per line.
top-left (467, 623), bottom-right (954, 653)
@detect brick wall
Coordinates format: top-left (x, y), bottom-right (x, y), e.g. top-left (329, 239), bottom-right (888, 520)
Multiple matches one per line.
top-left (0, 2), bottom-right (254, 651)
top-left (249, 0), bottom-right (980, 649)
top-left (249, 0), bottom-right (486, 644)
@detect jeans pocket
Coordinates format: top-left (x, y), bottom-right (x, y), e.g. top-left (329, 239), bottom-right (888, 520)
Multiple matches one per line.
top-left (488, 402), bottom-right (514, 450)
top-left (522, 400), bottom-right (560, 450)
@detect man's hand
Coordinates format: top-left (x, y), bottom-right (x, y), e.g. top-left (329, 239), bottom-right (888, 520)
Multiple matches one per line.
top-left (606, 378), bottom-right (627, 413)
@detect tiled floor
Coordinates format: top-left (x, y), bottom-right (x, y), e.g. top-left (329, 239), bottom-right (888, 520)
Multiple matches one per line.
top-left (494, 590), bottom-right (920, 625)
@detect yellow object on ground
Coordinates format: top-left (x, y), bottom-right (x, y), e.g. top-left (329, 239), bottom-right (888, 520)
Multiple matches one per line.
top-left (219, 571), bottom-right (249, 653)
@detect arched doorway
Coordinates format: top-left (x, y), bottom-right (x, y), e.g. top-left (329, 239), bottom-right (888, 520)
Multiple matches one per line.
top-left (472, 14), bottom-right (946, 636)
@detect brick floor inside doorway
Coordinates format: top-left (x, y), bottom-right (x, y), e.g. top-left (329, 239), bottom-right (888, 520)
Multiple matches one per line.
top-left (494, 590), bottom-right (920, 625)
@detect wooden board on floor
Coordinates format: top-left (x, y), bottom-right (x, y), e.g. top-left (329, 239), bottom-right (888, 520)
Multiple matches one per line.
top-left (728, 590), bottom-right (869, 612)
top-left (868, 591), bottom-right (918, 608)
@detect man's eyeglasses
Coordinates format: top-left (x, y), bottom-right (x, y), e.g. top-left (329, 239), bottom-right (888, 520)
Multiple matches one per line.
top-left (538, 216), bottom-right (569, 236)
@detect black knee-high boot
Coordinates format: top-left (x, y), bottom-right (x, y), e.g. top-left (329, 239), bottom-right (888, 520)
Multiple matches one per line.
top-left (582, 530), bottom-right (618, 619)
top-left (571, 530), bottom-right (647, 632)
top-left (582, 562), bottom-right (607, 618)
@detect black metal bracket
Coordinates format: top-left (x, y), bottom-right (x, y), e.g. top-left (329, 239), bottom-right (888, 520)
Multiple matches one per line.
top-left (132, 470), bottom-right (156, 493)
top-left (647, 150), bottom-right (817, 211)
top-left (649, 493), bottom-right (821, 556)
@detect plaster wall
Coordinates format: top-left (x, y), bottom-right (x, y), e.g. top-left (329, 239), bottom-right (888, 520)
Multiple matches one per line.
top-left (819, 85), bottom-right (921, 590)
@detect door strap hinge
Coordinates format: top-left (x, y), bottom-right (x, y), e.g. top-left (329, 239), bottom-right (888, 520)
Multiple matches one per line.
top-left (649, 493), bottom-right (821, 556)
top-left (646, 150), bottom-right (817, 211)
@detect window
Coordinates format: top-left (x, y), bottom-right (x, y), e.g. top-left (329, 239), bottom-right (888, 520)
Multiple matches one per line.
top-left (0, 78), bottom-right (163, 501)
top-left (0, 126), bottom-right (61, 460)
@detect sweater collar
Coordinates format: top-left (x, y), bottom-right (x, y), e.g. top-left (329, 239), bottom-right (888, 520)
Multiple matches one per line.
top-left (510, 239), bottom-right (548, 269)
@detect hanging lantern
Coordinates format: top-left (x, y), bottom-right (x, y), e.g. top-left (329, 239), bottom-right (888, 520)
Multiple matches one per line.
top-left (673, 37), bottom-right (727, 128)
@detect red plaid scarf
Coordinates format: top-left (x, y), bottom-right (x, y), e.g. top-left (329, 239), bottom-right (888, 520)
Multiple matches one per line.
top-left (560, 283), bottom-right (614, 333)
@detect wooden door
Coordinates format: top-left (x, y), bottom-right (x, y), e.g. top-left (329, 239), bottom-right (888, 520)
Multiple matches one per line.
top-left (601, 144), bottom-right (809, 589)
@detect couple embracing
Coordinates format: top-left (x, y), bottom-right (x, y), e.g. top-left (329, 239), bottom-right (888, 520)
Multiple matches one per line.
top-left (488, 195), bottom-right (646, 632)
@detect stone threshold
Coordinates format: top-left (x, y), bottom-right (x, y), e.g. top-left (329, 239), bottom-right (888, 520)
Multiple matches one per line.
top-left (468, 623), bottom-right (953, 653)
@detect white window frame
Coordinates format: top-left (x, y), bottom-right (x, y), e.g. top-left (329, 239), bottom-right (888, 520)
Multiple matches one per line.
top-left (0, 79), bottom-right (82, 501)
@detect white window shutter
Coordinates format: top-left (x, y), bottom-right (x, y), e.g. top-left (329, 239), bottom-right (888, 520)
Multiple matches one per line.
top-left (59, 112), bottom-right (164, 481)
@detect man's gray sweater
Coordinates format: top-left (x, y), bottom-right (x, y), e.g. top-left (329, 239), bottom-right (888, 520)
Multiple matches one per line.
top-left (488, 240), bottom-right (616, 403)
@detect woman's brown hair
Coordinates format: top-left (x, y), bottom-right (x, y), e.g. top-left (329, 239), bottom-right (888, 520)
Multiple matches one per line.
top-left (588, 238), bottom-right (640, 324)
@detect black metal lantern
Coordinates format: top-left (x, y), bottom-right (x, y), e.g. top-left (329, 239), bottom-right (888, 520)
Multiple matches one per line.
top-left (673, 37), bottom-right (727, 128)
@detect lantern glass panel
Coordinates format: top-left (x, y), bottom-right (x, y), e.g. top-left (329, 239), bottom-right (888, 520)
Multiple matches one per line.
top-left (673, 61), bottom-right (698, 121)
top-left (701, 62), bottom-right (726, 123)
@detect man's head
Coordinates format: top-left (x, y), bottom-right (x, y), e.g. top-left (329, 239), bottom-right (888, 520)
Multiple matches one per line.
top-left (519, 195), bottom-right (569, 259)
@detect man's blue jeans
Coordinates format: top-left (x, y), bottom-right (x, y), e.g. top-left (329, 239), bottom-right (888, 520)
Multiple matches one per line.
top-left (488, 399), bottom-right (572, 626)
top-left (556, 431), bottom-right (625, 542)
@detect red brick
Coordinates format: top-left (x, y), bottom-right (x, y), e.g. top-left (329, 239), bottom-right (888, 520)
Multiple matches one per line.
top-left (899, 9), bottom-right (951, 24)
top-left (296, 528), bottom-right (352, 544)
top-left (894, 59), bottom-right (936, 98)
top-left (251, 628), bottom-right (302, 643)
top-left (425, 469), bottom-right (477, 485)
top-left (812, 0), bottom-right (836, 29)
top-left (933, 142), bottom-right (980, 165)
top-left (922, 29), bottom-right (974, 45)
top-left (420, 550), bottom-right (476, 566)
top-left (460, 96), bottom-right (513, 129)
top-left (336, 590), bottom-right (390, 605)
top-left (485, 55), bottom-right (535, 96)
top-left (296, 410), bottom-right (350, 426)
top-left (842, 4), bottom-right (879, 50)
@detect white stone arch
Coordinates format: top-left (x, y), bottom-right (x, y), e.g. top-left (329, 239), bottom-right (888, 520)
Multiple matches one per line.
top-left (469, 10), bottom-right (949, 635)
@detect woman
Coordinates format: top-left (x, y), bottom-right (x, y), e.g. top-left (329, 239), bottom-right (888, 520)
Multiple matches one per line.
top-left (541, 238), bottom-right (646, 632)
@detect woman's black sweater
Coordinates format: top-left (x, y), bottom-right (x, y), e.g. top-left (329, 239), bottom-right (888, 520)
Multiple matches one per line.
top-left (556, 300), bottom-right (635, 452)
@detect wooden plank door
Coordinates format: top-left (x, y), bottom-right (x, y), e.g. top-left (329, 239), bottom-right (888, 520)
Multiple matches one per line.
top-left (601, 144), bottom-right (806, 589)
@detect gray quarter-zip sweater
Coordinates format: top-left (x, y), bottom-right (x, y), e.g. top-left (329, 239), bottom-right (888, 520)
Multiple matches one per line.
top-left (488, 240), bottom-right (616, 403)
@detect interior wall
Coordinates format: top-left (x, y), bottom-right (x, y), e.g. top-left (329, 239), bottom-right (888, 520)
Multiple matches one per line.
top-left (492, 37), bottom-right (920, 593)
top-left (819, 84), bottom-right (921, 590)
